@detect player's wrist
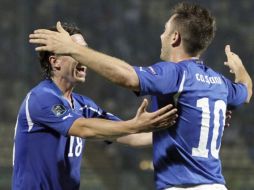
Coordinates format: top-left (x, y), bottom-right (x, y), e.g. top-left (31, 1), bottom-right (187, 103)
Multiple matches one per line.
top-left (67, 42), bottom-right (79, 55)
top-left (124, 119), bottom-right (141, 134)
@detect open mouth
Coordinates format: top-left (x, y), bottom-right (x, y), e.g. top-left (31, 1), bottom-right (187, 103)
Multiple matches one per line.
top-left (75, 64), bottom-right (86, 79)
top-left (75, 63), bottom-right (86, 72)
top-left (76, 66), bottom-right (85, 72)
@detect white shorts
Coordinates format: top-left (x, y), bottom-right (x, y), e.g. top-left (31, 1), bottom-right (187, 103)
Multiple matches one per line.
top-left (164, 184), bottom-right (228, 190)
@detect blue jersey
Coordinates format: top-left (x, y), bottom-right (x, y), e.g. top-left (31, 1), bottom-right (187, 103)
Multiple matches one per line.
top-left (134, 59), bottom-right (247, 190)
top-left (12, 79), bottom-right (119, 190)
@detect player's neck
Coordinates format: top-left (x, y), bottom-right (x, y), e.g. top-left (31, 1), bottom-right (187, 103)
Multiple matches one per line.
top-left (169, 49), bottom-right (200, 63)
top-left (51, 77), bottom-right (74, 100)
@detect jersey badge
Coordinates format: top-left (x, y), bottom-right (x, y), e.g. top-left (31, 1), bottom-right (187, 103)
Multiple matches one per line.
top-left (52, 104), bottom-right (67, 117)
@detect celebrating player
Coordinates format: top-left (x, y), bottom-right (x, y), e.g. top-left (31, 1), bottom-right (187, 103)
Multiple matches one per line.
top-left (29, 2), bottom-right (252, 190)
top-left (12, 23), bottom-right (178, 190)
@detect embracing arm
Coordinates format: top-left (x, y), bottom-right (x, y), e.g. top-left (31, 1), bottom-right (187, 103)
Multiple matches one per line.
top-left (68, 99), bottom-right (177, 139)
top-left (225, 45), bottom-right (252, 103)
top-left (116, 132), bottom-right (153, 147)
top-left (72, 45), bottom-right (140, 91)
top-left (69, 117), bottom-right (137, 139)
top-left (29, 22), bottom-right (140, 91)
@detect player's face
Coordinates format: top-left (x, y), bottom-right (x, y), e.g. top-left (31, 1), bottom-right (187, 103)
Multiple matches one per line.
top-left (160, 16), bottom-right (175, 61)
top-left (56, 34), bottom-right (87, 83)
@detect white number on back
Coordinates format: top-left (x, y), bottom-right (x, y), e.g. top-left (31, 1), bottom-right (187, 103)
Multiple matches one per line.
top-left (192, 98), bottom-right (226, 159)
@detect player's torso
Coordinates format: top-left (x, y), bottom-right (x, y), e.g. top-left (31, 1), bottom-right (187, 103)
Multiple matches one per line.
top-left (152, 62), bottom-right (229, 189)
top-left (12, 80), bottom-right (90, 190)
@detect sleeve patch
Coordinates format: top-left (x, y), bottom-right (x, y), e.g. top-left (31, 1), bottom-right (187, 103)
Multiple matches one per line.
top-left (51, 104), bottom-right (67, 117)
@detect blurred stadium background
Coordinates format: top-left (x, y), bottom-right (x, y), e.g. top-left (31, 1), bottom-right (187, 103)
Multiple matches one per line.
top-left (0, 0), bottom-right (254, 189)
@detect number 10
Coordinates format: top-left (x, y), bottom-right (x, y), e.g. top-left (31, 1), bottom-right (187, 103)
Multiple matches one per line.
top-left (192, 98), bottom-right (226, 159)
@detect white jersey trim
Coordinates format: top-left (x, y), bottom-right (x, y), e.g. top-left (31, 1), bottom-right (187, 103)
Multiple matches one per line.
top-left (80, 105), bottom-right (113, 116)
top-left (25, 92), bottom-right (34, 132)
top-left (174, 70), bottom-right (186, 105)
top-left (12, 115), bottom-right (19, 166)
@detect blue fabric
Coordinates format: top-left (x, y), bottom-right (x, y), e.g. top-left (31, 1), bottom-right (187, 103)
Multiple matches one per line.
top-left (12, 79), bottom-right (119, 190)
top-left (134, 59), bottom-right (247, 190)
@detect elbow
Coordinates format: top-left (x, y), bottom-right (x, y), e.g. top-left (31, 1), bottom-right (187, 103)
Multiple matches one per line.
top-left (118, 70), bottom-right (140, 91)
top-left (73, 127), bottom-right (97, 139)
top-left (69, 119), bottom-right (99, 139)
top-left (246, 81), bottom-right (253, 103)
top-left (79, 130), bottom-right (96, 139)
top-left (79, 128), bottom-right (106, 139)
top-left (245, 89), bottom-right (253, 103)
top-left (124, 77), bottom-right (140, 91)
top-left (107, 62), bottom-right (140, 91)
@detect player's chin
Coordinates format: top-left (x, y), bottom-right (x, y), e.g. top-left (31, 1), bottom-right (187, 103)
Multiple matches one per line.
top-left (73, 74), bottom-right (86, 83)
top-left (75, 77), bottom-right (86, 83)
top-left (74, 70), bottom-right (86, 83)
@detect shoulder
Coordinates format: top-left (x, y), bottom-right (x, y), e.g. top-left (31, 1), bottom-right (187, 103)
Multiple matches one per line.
top-left (29, 81), bottom-right (64, 107)
top-left (72, 93), bottom-right (98, 107)
top-left (73, 93), bottom-right (107, 117)
top-left (153, 61), bottom-right (177, 68)
top-left (219, 74), bottom-right (246, 92)
top-left (159, 61), bottom-right (186, 71)
top-left (152, 61), bottom-right (181, 74)
top-left (178, 59), bottom-right (200, 71)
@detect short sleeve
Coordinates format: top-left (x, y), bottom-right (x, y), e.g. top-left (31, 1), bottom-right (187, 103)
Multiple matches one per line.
top-left (28, 92), bottom-right (82, 136)
top-left (133, 62), bottom-right (184, 96)
top-left (224, 77), bottom-right (248, 106)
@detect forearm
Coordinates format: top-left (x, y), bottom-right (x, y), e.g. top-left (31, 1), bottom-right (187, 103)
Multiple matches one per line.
top-left (69, 118), bottom-right (136, 139)
top-left (224, 45), bottom-right (253, 103)
top-left (234, 66), bottom-right (253, 103)
top-left (116, 132), bottom-right (152, 147)
top-left (71, 44), bottom-right (140, 91)
top-left (30, 25), bottom-right (140, 90)
top-left (68, 100), bottom-right (177, 139)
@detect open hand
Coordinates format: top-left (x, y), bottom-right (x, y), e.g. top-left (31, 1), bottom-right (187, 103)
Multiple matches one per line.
top-left (131, 99), bottom-right (178, 133)
top-left (29, 22), bottom-right (75, 54)
top-left (224, 45), bottom-right (243, 74)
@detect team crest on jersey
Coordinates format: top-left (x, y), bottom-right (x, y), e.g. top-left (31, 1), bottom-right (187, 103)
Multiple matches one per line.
top-left (52, 104), bottom-right (67, 117)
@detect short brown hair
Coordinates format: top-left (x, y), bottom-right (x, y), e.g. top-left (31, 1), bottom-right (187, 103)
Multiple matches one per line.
top-left (38, 23), bottom-right (82, 79)
top-left (171, 3), bottom-right (216, 55)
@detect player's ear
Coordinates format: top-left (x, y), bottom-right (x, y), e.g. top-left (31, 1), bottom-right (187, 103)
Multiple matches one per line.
top-left (49, 55), bottom-right (61, 71)
top-left (171, 31), bottom-right (181, 47)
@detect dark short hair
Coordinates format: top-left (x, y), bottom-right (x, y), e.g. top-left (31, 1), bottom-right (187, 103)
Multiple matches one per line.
top-left (171, 3), bottom-right (216, 55)
top-left (38, 23), bottom-right (82, 79)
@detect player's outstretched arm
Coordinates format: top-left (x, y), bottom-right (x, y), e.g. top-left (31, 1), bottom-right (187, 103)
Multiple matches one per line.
top-left (116, 132), bottom-right (153, 147)
top-left (224, 45), bottom-right (253, 103)
top-left (68, 99), bottom-right (177, 139)
top-left (29, 22), bottom-right (140, 92)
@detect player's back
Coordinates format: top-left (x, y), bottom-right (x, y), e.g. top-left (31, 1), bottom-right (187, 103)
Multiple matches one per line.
top-left (151, 60), bottom-right (247, 189)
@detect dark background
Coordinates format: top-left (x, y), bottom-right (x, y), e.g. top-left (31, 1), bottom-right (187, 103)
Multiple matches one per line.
top-left (0, 0), bottom-right (253, 189)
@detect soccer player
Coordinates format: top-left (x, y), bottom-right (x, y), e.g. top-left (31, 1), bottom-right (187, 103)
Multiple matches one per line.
top-left (12, 24), bottom-right (178, 190)
top-left (29, 3), bottom-right (252, 190)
